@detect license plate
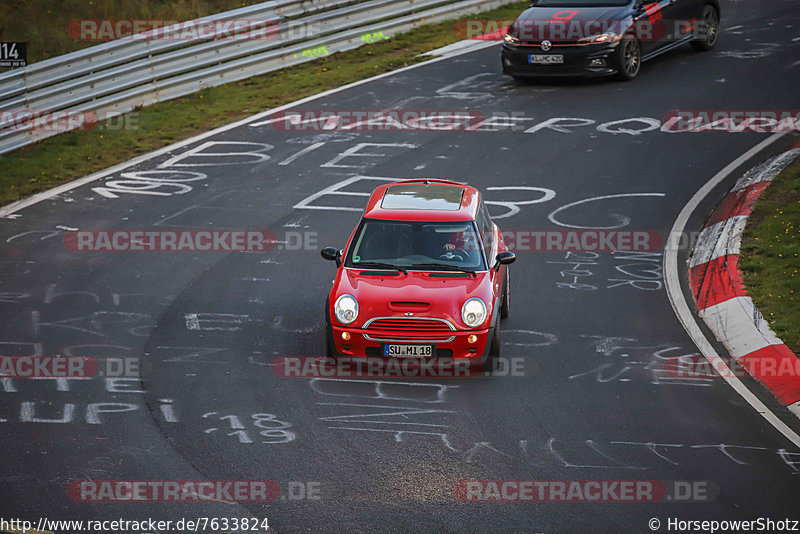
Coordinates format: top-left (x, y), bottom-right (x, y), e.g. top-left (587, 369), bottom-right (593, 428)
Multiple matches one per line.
top-left (528, 54), bottom-right (564, 65)
top-left (383, 344), bottom-right (434, 358)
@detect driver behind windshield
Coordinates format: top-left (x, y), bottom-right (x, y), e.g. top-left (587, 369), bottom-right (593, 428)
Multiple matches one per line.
top-left (444, 229), bottom-right (467, 252)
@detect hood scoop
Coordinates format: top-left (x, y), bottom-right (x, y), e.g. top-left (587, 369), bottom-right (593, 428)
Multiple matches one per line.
top-left (388, 301), bottom-right (431, 312)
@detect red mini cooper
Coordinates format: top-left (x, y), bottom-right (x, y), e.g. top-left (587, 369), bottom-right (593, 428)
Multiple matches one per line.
top-left (321, 179), bottom-right (515, 366)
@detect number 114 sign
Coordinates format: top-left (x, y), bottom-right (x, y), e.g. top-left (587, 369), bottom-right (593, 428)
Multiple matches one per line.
top-left (0, 42), bottom-right (27, 68)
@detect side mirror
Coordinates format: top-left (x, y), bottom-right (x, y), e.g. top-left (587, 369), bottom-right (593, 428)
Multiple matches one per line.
top-left (321, 247), bottom-right (342, 266)
top-left (493, 251), bottom-right (516, 270)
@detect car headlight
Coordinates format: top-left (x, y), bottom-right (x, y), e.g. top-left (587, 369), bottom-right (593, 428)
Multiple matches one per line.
top-left (334, 294), bottom-right (359, 325)
top-left (461, 298), bottom-right (487, 328)
top-left (578, 32), bottom-right (622, 45)
top-left (504, 24), bottom-right (520, 44)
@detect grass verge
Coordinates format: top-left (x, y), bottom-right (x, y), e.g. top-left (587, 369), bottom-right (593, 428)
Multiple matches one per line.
top-left (740, 155), bottom-right (800, 353)
top-left (0, 2), bottom-right (526, 207)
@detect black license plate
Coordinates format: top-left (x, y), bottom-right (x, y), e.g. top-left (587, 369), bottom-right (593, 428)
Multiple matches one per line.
top-left (383, 344), bottom-right (435, 358)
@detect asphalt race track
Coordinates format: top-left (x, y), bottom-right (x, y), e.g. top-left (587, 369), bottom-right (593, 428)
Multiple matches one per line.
top-left (2, 0), bottom-right (800, 532)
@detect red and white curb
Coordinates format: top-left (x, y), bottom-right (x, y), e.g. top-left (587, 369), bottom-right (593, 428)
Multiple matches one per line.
top-left (689, 148), bottom-right (800, 419)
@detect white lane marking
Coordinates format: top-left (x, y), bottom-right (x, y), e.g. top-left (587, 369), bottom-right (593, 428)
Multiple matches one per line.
top-left (791, 402), bottom-right (800, 419)
top-left (718, 43), bottom-right (779, 59)
top-left (278, 142), bottom-right (325, 166)
top-left (327, 426), bottom-right (457, 447)
top-left (484, 186), bottom-right (556, 219)
top-left (547, 193), bottom-right (666, 229)
top-left (435, 72), bottom-right (498, 99)
top-left (7, 230), bottom-right (61, 242)
top-left (787, 59), bottom-right (800, 69)
top-left (185, 314), bottom-right (200, 330)
top-left (0, 42), bottom-right (501, 218)
top-left (309, 377), bottom-right (457, 403)
top-left (596, 117), bottom-right (661, 136)
top-left (293, 175), bottom-right (395, 212)
top-left (184, 313), bottom-right (248, 331)
top-left (699, 296), bottom-right (784, 355)
top-left (320, 142), bottom-right (417, 169)
top-left (158, 141), bottom-right (272, 168)
top-left (664, 132), bottom-right (800, 444)
top-left (689, 216), bottom-right (747, 267)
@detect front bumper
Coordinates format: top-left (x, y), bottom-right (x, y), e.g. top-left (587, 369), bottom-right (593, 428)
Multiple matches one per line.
top-left (501, 41), bottom-right (619, 78)
top-left (329, 323), bottom-right (492, 360)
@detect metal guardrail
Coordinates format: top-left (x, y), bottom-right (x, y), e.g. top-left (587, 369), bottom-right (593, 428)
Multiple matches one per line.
top-left (0, 0), bottom-right (510, 155)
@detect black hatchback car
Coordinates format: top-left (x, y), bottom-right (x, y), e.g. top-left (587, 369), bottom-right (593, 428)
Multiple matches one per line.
top-left (502, 0), bottom-right (720, 81)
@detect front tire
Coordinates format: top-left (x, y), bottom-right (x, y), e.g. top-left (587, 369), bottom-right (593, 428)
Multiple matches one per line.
top-left (691, 5), bottom-right (720, 52)
top-left (325, 327), bottom-right (335, 357)
top-left (325, 297), bottom-right (334, 357)
top-left (489, 326), bottom-right (501, 360)
top-left (500, 267), bottom-right (510, 319)
top-left (615, 38), bottom-right (641, 81)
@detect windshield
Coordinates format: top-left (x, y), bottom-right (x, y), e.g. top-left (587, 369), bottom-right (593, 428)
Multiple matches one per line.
top-left (345, 219), bottom-right (487, 271)
top-left (532, 0), bottom-right (630, 6)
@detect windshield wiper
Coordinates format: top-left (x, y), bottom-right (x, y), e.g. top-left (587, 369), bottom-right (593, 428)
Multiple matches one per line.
top-left (410, 263), bottom-right (477, 276)
top-left (354, 261), bottom-right (407, 274)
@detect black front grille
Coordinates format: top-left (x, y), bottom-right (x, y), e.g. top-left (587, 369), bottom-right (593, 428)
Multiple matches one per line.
top-left (519, 40), bottom-right (580, 47)
top-left (367, 318), bottom-right (451, 333)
